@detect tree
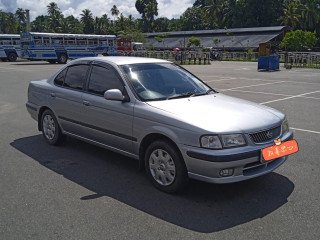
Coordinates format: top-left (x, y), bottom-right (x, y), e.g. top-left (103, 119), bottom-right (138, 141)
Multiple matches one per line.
top-left (180, 7), bottom-right (208, 31)
top-left (280, 30), bottom-right (318, 51)
top-left (135, 0), bottom-right (158, 32)
top-left (94, 14), bottom-right (111, 34)
top-left (62, 15), bottom-right (82, 33)
top-left (31, 15), bottom-right (50, 32)
top-left (15, 8), bottom-right (26, 32)
top-left (111, 5), bottom-right (119, 22)
top-left (48, 11), bottom-right (63, 32)
top-left (203, 0), bottom-right (231, 28)
top-left (280, 1), bottom-right (301, 29)
top-left (300, 0), bottom-right (320, 31)
top-left (80, 9), bottom-right (94, 34)
top-left (154, 33), bottom-right (170, 49)
top-left (47, 2), bottom-right (60, 16)
top-left (153, 17), bottom-right (170, 32)
top-left (0, 12), bottom-right (18, 33)
top-left (187, 36), bottom-right (201, 48)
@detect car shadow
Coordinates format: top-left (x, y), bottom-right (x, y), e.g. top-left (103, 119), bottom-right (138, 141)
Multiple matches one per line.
top-left (11, 135), bottom-right (294, 233)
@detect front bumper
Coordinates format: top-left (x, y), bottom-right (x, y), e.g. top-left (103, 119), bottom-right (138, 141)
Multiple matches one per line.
top-left (179, 129), bottom-right (294, 184)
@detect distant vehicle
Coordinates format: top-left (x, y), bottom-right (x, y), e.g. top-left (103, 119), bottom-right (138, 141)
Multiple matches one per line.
top-left (117, 37), bottom-right (132, 52)
top-left (26, 56), bottom-right (293, 193)
top-left (132, 42), bottom-right (145, 51)
top-left (0, 34), bottom-right (21, 62)
top-left (20, 32), bottom-right (117, 64)
top-left (117, 38), bottom-right (146, 53)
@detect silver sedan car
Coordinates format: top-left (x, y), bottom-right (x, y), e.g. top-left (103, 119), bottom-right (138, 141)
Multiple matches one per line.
top-left (26, 57), bottom-right (293, 193)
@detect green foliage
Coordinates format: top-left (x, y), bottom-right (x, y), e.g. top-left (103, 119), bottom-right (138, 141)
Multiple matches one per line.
top-left (0, 0), bottom-right (319, 50)
top-left (280, 30), bottom-right (318, 51)
top-left (187, 36), bottom-right (201, 48)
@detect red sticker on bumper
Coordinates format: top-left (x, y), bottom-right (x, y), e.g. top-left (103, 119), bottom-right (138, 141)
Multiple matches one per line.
top-left (262, 139), bottom-right (299, 161)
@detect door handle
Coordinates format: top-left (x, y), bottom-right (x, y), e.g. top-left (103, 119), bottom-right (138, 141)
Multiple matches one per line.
top-left (50, 92), bottom-right (56, 97)
top-left (83, 100), bottom-right (90, 106)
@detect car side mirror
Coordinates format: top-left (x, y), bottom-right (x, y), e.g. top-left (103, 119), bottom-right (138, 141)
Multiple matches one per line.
top-left (104, 89), bottom-right (125, 101)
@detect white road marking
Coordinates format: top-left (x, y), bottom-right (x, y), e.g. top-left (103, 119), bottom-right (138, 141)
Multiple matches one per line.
top-left (228, 89), bottom-right (292, 96)
top-left (260, 90), bottom-right (320, 104)
top-left (291, 128), bottom-right (320, 134)
top-left (220, 81), bottom-right (285, 91)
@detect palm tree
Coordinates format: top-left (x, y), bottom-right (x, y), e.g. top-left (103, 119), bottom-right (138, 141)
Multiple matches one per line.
top-left (31, 15), bottom-right (50, 32)
top-left (80, 9), bottom-right (94, 34)
top-left (15, 8), bottom-right (26, 24)
top-left (48, 11), bottom-right (62, 32)
top-left (204, 0), bottom-right (230, 28)
top-left (47, 2), bottom-right (60, 16)
top-left (111, 5), bottom-right (119, 22)
top-left (116, 13), bottom-right (128, 32)
top-left (300, 0), bottom-right (320, 30)
top-left (3, 12), bottom-right (19, 33)
top-left (280, 1), bottom-right (301, 29)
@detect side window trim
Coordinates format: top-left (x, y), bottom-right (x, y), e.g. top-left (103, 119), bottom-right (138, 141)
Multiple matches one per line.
top-left (53, 67), bottom-right (68, 87)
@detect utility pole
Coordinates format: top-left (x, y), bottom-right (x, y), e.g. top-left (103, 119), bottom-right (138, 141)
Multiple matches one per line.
top-left (26, 9), bottom-right (30, 32)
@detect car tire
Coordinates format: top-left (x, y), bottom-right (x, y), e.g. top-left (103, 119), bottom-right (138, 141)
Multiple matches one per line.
top-left (145, 140), bottom-right (188, 193)
top-left (41, 110), bottom-right (65, 145)
top-left (8, 52), bottom-right (17, 62)
top-left (57, 54), bottom-right (67, 64)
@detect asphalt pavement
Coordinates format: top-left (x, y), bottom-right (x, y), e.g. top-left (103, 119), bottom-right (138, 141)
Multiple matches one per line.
top-left (0, 60), bottom-right (319, 239)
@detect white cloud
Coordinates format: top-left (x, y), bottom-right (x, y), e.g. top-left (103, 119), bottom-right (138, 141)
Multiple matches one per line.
top-left (2, 0), bottom-right (193, 20)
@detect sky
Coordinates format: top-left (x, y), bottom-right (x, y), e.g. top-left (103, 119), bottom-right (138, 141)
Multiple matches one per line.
top-left (0, 0), bottom-right (194, 20)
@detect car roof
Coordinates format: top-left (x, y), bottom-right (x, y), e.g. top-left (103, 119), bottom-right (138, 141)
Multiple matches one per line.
top-left (71, 56), bottom-right (170, 66)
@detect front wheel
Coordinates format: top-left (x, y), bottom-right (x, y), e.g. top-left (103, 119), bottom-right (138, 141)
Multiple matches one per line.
top-left (145, 140), bottom-right (188, 193)
top-left (41, 109), bottom-right (65, 145)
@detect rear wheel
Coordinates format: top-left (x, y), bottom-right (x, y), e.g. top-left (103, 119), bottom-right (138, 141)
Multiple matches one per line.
top-left (8, 53), bottom-right (17, 62)
top-left (41, 110), bottom-right (65, 145)
top-left (57, 54), bottom-right (67, 64)
top-left (145, 140), bottom-right (188, 193)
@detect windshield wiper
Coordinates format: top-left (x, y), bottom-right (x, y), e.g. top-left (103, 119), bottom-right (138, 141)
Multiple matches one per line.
top-left (167, 92), bottom-right (196, 100)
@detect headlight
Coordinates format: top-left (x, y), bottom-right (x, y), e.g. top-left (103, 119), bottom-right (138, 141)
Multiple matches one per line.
top-left (220, 134), bottom-right (246, 148)
top-left (200, 136), bottom-right (222, 149)
top-left (282, 119), bottom-right (289, 135)
top-left (200, 134), bottom-right (246, 149)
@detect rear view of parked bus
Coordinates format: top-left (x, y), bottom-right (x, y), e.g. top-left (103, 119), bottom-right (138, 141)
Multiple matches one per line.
top-left (0, 34), bottom-right (21, 62)
top-left (20, 32), bottom-right (117, 64)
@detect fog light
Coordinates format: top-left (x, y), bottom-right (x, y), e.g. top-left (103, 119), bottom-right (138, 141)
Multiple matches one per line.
top-left (219, 168), bottom-right (234, 177)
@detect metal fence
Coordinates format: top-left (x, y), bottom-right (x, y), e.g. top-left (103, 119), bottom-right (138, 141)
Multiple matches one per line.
top-left (278, 52), bottom-right (320, 69)
top-left (118, 50), bottom-right (211, 64)
top-left (117, 51), bottom-right (320, 68)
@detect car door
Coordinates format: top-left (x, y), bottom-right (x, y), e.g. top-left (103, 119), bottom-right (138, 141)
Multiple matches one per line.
top-left (49, 62), bottom-right (90, 135)
top-left (81, 63), bottom-right (135, 154)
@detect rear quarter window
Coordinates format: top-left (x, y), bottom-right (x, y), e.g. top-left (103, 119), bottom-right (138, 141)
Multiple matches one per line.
top-left (63, 65), bottom-right (90, 90)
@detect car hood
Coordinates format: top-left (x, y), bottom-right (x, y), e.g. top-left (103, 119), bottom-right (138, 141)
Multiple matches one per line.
top-left (146, 93), bottom-right (283, 133)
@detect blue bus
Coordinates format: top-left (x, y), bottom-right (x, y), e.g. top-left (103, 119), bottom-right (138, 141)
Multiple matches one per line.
top-left (20, 32), bottom-right (118, 64)
top-left (0, 34), bottom-right (21, 62)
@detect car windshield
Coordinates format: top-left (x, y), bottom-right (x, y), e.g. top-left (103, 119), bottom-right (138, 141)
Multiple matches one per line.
top-left (120, 63), bottom-right (214, 101)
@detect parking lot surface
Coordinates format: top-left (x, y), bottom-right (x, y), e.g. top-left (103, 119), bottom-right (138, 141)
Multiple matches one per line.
top-left (0, 60), bottom-right (319, 239)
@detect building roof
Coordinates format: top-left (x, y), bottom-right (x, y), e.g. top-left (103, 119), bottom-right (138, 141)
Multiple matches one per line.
top-left (146, 26), bottom-right (286, 49)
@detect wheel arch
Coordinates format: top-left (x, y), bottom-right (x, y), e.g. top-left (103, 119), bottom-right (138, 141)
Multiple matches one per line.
top-left (138, 133), bottom-right (183, 170)
top-left (37, 106), bottom-right (52, 131)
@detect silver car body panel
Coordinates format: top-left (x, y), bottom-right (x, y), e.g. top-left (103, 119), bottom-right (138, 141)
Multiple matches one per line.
top-left (26, 56), bottom-right (294, 184)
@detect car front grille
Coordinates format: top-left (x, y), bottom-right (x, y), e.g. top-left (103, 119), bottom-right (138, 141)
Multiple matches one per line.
top-left (249, 126), bottom-right (281, 144)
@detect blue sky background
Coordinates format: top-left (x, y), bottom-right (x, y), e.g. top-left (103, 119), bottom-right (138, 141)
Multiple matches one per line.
top-left (0, 0), bottom-right (194, 20)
